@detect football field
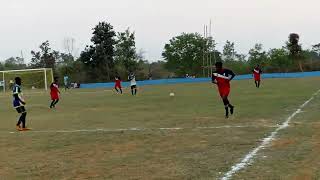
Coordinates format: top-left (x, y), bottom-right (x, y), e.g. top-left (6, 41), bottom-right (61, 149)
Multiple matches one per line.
top-left (1, 77), bottom-right (320, 179)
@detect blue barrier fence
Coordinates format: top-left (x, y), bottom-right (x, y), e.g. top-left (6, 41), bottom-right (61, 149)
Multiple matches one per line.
top-left (80, 71), bottom-right (320, 89)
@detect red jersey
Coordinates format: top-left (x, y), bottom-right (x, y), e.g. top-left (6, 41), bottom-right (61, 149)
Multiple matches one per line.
top-left (50, 83), bottom-right (59, 100)
top-left (253, 68), bottom-right (262, 81)
top-left (115, 79), bottom-right (122, 88)
top-left (212, 69), bottom-right (235, 97)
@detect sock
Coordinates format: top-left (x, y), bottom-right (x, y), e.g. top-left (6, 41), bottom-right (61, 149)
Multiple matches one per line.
top-left (120, 88), bottom-right (123, 94)
top-left (16, 118), bottom-right (22, 127)
top-left (21, 112), bottom-right (27, 128)
top-left (134, 89), bottom-right (137, 95)
top-left (50, 100), bottom-right (55, 108)
top-left (225, 106), bottom-right (229, 117)
top-left (53, 99), bottom-right (59, 107)
top-left (131, 89), bottom-right (134, 95)
top-left (255, 81), bottom-right (258, 87)
top-left (115, 88), bottom-right (119, 93)
top-left (223, 98), bottom-right (230, 117)
top-left (258, 81), bottom-right (260, 88)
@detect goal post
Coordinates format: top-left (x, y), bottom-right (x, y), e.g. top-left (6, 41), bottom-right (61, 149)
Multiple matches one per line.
top-left (0, 68), bottom-right (54, 93)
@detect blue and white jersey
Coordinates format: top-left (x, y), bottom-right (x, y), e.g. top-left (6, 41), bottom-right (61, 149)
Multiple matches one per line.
top-left (128, 74), bottom-right (137, 86)
top-left (64, 76), bottom-right (69, 85)
top-left (12, 84), bottom-right (24, 107)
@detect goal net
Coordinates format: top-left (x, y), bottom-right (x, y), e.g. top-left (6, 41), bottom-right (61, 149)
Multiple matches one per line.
top-left (0, 68), bottom-right (53, 93)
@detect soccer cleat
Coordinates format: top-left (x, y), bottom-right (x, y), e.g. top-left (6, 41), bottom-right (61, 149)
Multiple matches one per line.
top-left (16, 125), bottom-right (22, 131)
top-left (230, 105), bottom-right (234, 115)
top-left (21, 128), bottom-right (31, 131)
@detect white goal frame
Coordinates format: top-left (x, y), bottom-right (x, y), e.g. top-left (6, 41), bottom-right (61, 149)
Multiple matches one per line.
top-left (0, 68), bottom-right (53, 93)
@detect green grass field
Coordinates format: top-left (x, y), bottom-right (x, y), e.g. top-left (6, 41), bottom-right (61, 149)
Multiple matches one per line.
top-left (1, 77), bottom-right (320, 180)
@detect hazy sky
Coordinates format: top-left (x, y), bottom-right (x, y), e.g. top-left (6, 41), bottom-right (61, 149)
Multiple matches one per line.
top-left (0, 0), bottom-right (319, 62)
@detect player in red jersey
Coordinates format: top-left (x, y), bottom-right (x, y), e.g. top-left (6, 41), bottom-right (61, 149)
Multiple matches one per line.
top-left (212, 62), bottom-right (236, 118)
top-left (114, 76), bottom-right (123, 94)
top-left (50, 77), bottom-right (61, 109)
top-left (253, 65), bottom-right (262, 88)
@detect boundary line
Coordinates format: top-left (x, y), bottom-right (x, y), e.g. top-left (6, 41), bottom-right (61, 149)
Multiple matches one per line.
top-left (221, 89), bottom-right (320, 180)
top-left (1, 125), bottom-right (279, 134)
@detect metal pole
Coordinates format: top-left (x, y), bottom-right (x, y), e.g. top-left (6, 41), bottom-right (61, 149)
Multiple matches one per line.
top-left (206, 25), bottom-right (209, 77)
top-left (2, 72), bottom-right (5, 93)
top-left (203, 25), bottom-right (206, 77)
top-left (44, 68), bottom-right (48, 91)
top-left (50, 69), bottom-right (54, 84)
top-left (209, 19), bottom-right (212, 76)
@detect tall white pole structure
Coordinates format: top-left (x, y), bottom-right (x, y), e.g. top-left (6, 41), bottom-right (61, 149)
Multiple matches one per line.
top-left (203, 25), bottom-right (206, 77)
top-left (2, 72), bottom-right (5, 93)
top-left (44, 68), bottom-right (48, 91)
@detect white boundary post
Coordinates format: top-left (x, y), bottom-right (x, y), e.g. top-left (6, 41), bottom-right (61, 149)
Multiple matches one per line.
top-left (2, 72), bottom-right (5, 93)
top-left (50, 69), bottom-right (54, 84)
top-left (44, 68), bottom-right (48, 91)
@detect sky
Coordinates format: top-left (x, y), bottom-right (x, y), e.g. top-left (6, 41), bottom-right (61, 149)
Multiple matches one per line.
top-left (0, 0), bottom-right (319, 63)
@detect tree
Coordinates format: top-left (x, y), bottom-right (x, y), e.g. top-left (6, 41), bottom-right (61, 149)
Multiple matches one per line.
top-left (30, 41), bottom-right (56, 69)
top-left (3, 57), bottom-right (26, 70)
top-left (162, 33), bottom-right (214, 77)
top-left (248, 43), bottom-right (267, 67)
top-left (115, 28), bottom-right (138, 76)
top-left (312, 43), bottom-right (320, 57)
top-left (287, 33), bottom-right (304, 71)
top-left (268, 48), bottom-right (291, 72)
top-left (222, 41), bottom-right (236, 62)
top-left (80, 22), bottom-right (116, 82)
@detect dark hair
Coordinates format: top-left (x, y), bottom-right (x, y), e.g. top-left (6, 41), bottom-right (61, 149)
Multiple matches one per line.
top-left (215, 62), bottom-right (223, 67)
top-left (54, 77), bottom-right (59, 81)
top-left (15, 77), bottom-right (21, 82)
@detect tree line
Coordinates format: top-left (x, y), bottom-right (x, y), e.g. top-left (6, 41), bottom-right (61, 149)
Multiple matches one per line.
top-left (1, 21), bottom-right (320, 83)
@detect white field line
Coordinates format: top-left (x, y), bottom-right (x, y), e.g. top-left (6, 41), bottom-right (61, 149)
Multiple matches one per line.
top-left (221, 89), bottom-right (320, 180)
top-left (2, 125), bottom-right (279, 134)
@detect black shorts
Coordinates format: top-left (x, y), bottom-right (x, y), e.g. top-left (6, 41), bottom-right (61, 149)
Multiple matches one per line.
top-left (131, 85), bottom-right (137, 89)
top-left (16, 106), bottom-right (26, 114)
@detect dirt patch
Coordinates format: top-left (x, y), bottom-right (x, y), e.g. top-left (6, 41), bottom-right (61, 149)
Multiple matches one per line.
top-left (111, 141), bottom-right (139, 154)
top-left (291, 170), bottom-right (313, 180)
top-left (271, 138), bottom-right (296, 149)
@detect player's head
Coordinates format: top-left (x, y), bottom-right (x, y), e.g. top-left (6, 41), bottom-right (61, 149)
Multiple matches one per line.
top-left (256, 64), bottom-right (260, 68)
top-left (54, 77), bottom-right (59, 83)
top-left (215, 62), bottom-right (223, 71)
top-left (15, 77), bottom-right (22, 85)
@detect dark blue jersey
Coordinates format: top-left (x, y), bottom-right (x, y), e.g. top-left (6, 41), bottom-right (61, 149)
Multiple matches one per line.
top-left (12, 84), bottom-right (24, 107)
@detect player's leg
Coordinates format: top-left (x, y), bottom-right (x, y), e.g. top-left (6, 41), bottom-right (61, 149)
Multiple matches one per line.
top-left (222, 97), bottom-right (229, 118)
top-left (115, 87), bottom-right (119, 93)
top-left (50, 100), bottom-right (56, 108)
top-left (258, 80), bottom-right (261, 88)
top-left (16, 107), bottom-right (28, 130)
top-left (228, 98), bottom-right (234, 115)
top-left (254, 80), bottom-right (258, 88)
top-left (53, 99), bottom-right (59, 107)
top-left (119, 87), bottom-right (123, 94)
top-left (16, 107), bottom-right (23, 129)
top-left (134, 86), bottom-right (137, 95)
top-left (20, 112), bottom-right (27, 129)
top-left (131, 86), bottom-right (134, 95)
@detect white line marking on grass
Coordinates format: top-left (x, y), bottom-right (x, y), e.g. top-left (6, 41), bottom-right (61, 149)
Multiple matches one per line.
top-left (2, 125), bottom-right (279, 134)
top-left (221, 89), bottom-right (320, 180)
